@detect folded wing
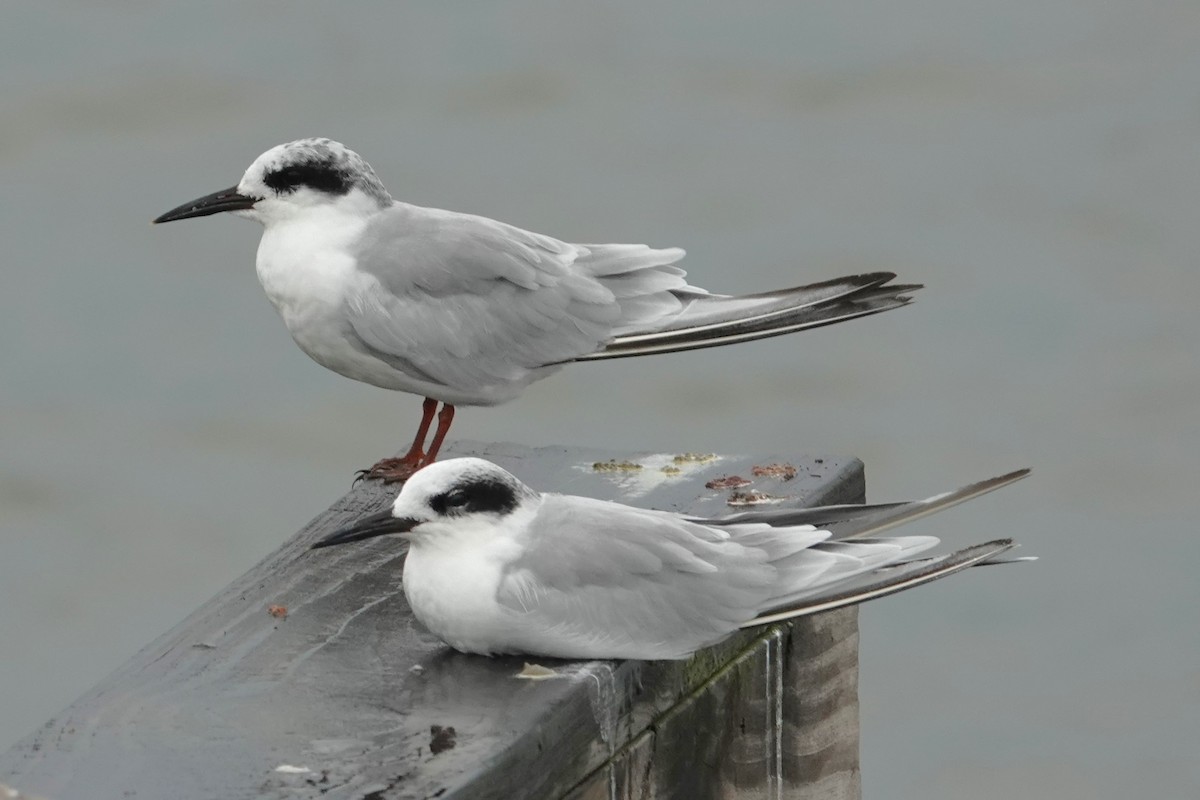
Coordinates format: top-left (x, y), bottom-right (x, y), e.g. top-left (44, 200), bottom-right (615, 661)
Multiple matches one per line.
top-left (494, 469), bottom-right (1030, 659)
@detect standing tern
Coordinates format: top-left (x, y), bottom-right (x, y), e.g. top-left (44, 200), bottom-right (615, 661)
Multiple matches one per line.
top-left (154, 138), bottom-right (921, 482)
top-left (311, 457), bottom-right (1031, 660)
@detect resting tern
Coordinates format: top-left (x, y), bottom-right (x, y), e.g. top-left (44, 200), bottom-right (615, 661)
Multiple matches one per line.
top-left (311, 457), bottom-right (1031, 660)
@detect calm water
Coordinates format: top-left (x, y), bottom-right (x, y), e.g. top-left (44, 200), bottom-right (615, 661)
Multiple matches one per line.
top-left (2, 3), bottom-right (1198, 797)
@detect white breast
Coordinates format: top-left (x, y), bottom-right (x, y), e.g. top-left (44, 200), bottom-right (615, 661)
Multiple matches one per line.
top-left (401, 518), bottom-right (528, 656)
top-left (254, 209), bottom-right (414, 390)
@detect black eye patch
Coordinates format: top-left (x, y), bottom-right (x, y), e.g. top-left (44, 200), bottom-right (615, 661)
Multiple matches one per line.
top-left (429, 478), bottom-right (519, 516)
top-left (263, 162), bottom-right (352, 196)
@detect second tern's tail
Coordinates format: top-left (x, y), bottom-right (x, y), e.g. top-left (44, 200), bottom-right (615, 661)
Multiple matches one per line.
top-left (576, 271), bottom-right (922, 361)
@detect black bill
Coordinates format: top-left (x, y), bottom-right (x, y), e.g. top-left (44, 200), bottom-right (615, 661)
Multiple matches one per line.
top-left (153, 185), bottom-right (256, 223)
top-left (310, 510), bottom-right (419, 550)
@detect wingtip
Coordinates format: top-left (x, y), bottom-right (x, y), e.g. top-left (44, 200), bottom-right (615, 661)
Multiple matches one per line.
top-left (841, 274), bottom-right (924, 293)
top-left (935, 467), bottom-right (1031, 503)
top-left (959, 468), bottom-right (1032, 495)
top-left (980, 541), bottom-right (1038, 565)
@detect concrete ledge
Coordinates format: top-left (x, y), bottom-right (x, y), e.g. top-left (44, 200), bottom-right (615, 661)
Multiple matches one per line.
top-left (0, 442), bottom-right (865, 800)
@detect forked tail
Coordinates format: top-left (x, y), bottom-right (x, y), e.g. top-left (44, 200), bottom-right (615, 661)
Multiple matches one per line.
top-left (576, 272), bottom-right (922, 361)
top-left (705, 468), bottom-right (1034, 628)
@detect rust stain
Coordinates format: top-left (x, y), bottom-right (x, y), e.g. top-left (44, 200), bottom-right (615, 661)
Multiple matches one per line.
top-left (751, 463), bottom-right (797, 481)
top-left (727, 489), bottom-right (786, 507)
top-left (705, 475), bottom-right (752, 490)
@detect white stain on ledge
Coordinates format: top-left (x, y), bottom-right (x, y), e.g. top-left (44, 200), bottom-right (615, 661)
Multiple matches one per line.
top-left (273, 764), bottom-right (313, 774)
top-left (515, 662), bottom-right (562, 680)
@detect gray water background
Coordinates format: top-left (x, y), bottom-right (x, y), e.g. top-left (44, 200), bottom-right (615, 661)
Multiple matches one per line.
top-left (2, 3), bottom-right (1197, 797)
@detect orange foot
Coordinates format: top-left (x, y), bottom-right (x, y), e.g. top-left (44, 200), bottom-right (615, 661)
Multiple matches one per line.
top-left (354, 400), bottom-right (455, 486)
top-left (355, 456), bottom-right (422, 485)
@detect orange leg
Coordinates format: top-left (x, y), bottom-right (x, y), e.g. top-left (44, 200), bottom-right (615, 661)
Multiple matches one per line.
top-left (402, 397), bottom-right (439, 463)
top-left (358, 397), bottom-right (443, 484)
top-left (421, 404), bottom-right (456, 466)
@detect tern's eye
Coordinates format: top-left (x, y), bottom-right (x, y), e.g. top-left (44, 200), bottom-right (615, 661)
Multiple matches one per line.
top-left (430, 488), bottom-right (470, 515)
top-left (428, 478), bottom-right (520, 516)
top-left (262, 162), bottom-right (352, 196)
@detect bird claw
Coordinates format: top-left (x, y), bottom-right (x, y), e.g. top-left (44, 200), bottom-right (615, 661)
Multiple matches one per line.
top-left (354, 457), bottom-right (422, 485)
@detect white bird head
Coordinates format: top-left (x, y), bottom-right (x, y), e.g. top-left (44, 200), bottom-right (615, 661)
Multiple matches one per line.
top-left (311, 458), bottom-right (538, 549)
top-left (153, 138), bottom-right (392, 227)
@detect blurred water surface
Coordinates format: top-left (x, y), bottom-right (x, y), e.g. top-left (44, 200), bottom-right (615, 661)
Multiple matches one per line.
top-left (2, 3), bottom-right (1198, 797)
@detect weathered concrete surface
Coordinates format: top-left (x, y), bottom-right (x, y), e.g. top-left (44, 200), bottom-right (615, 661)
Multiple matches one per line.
top-left (565, 610), bottom-right (859, 800)
top-left (0, 442), bottom-right (864, 800)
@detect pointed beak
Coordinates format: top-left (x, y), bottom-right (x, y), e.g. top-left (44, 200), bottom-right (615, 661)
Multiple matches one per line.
top-left (310, 510), bottom-right (420, 550)
top-left (153, 185), bottom-right (256, 223)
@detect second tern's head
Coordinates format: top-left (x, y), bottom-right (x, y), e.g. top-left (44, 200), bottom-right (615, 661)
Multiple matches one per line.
top-left (310, 458), bottom-right (539, 550)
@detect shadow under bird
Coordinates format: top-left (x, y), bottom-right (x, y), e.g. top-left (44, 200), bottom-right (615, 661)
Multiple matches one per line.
top-left (154, 138), bottom-right (921, 482)
top-left (311, 458), bottom-right (1032, 660)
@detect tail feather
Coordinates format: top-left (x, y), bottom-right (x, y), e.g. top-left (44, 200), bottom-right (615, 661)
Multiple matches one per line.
top-left (765, 534), bottom-right (943, 608)
top-left (744, 539), bottom-right (1019, 628)
top-left (575, 272), bottom-right (921, 361)
top-left (642, 271), bottom-right (903, 336)
top-left (697, 469), bottom-right (1032, 626)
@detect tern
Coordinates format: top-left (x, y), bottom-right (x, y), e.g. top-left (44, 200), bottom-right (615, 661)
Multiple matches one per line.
top-left (155, 138), bottom-right (921, 482)
top-left (311, 457), bottom-right (1031, 660)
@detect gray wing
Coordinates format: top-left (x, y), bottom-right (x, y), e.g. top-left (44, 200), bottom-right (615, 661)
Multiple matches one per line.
top-left (343, 204), bottom-right (689, 392)
top-left (494, 495), bottom-right (831, 660)
top-left (495, 470), bottom-right (1031, 659)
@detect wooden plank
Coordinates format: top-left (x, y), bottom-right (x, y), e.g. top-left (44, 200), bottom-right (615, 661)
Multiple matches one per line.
top-left (0, 442), bottom-right (864, 800)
